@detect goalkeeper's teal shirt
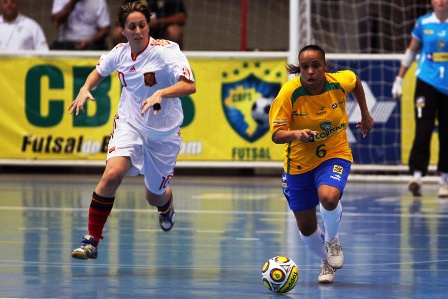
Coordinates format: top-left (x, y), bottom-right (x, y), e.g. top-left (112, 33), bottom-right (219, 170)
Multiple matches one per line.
top-left (413, 12), bottom-right (448, 95)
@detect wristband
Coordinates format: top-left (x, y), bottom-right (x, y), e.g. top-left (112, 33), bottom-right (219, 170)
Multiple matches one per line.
top-left (401, 48), bottom-right (416, 67)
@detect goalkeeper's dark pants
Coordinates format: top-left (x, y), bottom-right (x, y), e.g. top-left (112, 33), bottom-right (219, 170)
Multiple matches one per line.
top-left (408, 79), bottom-right (448, 176)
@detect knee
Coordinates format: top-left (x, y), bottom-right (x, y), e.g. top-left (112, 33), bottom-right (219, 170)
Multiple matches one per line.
top-left (320, 196), bottom-right (339, 211)
top-left (100, 168), bottom-right (124, 187)
top-left (318, 187), bottom-right (341, 211)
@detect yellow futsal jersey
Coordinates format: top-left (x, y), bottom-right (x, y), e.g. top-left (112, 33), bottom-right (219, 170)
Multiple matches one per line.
top-left (269, 70), bottom-right (356, 174)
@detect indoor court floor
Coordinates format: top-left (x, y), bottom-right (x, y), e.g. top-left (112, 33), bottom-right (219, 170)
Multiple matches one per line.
top-left (0, 172), bottom-right (447, 299)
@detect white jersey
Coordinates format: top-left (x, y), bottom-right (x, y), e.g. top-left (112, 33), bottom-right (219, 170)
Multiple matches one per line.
top-left (96, 38), bottom-right (195, 138)
top-left (52, 0), bottom-right (110, 42)
top-left (0, 14), bottom-right (49, 50)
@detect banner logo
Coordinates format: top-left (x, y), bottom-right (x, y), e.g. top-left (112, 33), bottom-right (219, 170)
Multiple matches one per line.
top-left (221, 65), bottom-right (281, 142)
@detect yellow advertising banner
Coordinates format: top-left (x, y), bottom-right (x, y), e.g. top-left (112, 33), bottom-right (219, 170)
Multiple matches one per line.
top-left (0, 56), bottom-right (287, 162)
top-left (401, 63), bottom-right (439, 165)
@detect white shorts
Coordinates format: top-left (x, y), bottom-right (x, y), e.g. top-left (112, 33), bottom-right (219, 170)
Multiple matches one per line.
top-left (106, 117), bottom-right (181, 195)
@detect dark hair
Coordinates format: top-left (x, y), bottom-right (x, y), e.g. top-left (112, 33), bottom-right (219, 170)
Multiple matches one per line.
top-left (117, 1), bottom-right (152, 28)
top-left (286, 44), bottom-right (326, 75)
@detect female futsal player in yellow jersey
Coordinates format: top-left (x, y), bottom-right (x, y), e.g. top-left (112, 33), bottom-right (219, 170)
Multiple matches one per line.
top-left (269, 45), bottom-right (374, 283)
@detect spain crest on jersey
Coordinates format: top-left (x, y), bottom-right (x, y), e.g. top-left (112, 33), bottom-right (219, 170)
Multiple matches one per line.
top-left (221, 73), bottom-right (281, 143)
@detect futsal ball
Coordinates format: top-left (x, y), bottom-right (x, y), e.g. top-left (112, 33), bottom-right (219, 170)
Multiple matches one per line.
top-left (261, 256), bottom-right (299, 293)
top-left (251, 97), bottom-right (273, 126)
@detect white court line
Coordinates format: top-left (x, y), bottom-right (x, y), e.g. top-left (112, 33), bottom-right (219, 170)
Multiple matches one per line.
top-left (136, 227), bottom-right (193, 232)
top-left (1, 258), bottom-right (447, 271)
top-left (255, 230), bottom-right (283, 234)
top-left (375, 233), bottom-right (405, 236)
top-left (0, 206), bottom-right (447, 219)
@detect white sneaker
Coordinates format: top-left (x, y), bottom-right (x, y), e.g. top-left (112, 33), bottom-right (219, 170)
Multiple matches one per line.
top-left (325, 238), bottom-right (344, 269)
top-left (408, 180), bottom-right (422, 197)
top-left (71, 235), bottom-right (98, 259)
top-left (159, 203), bottom-right (175, 232)
top-left (438, 183), bottom-right (448, 198)
top-left (318, 261), bottom-right (335, 283)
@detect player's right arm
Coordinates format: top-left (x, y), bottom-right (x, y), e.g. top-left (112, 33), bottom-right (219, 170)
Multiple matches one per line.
top-left (68, 69), bottom-right (105, 115)
top-left (269, 87), bottom-right (318, 144)
top-left (272, 129), bottom-right (318, 144)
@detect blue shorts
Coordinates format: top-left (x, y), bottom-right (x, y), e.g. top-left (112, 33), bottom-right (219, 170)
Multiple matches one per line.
top-left (282, 158), bottom-right (351, 211)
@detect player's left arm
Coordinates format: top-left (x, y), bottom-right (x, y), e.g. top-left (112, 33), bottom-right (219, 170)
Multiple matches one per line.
top-left (141, 76), bottom-right (196, 115)
top-left (351, 75), bottom-right (374, 137)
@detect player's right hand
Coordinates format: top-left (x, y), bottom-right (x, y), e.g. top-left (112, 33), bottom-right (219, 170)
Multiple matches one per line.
top-left (68, 88), bottom-right (95, 116)
top-left (391, 76), bottom-right (403, 99)
top-left (294, 129), bottom-right (318, 143)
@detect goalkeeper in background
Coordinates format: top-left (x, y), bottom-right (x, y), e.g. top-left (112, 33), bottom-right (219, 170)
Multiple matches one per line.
top-left (392, 0), bottom-right (448, 198)
top-left (269, 44), bottom-right (374, 283)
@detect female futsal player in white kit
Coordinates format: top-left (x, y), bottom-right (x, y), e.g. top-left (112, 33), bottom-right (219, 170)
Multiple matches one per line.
top-left (68, 1), bottom-right (196, 259)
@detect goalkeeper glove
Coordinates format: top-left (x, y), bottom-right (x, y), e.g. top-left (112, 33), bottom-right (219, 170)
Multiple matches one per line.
top-left (391, 76), bottom-right (403, 99)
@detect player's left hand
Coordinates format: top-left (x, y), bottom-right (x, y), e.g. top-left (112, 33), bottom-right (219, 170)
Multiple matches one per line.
top-left (141, 93), bottom-right (162, 116)
top-left (391, 76), bottom-right (403, 99)
top-left (356, 113), bottom-right (374, 137)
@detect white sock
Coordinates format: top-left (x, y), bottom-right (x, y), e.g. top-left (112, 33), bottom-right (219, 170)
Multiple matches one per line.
top-left (413, 171), bottom-right (422, 182)
top-left (320, 201), bottom-right (342, 242)
top-left (299, 226), bottom-right (327, 261)
top-left (440, 173), bottom-right (448, 185)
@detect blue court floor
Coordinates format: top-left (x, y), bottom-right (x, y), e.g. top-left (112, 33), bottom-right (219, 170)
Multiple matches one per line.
top-left (0, 173), bottom-right (447, 299)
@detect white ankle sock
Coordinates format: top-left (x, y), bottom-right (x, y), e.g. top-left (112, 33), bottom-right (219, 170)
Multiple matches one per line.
top-left (299, 226), bottom-right (327, 261)
top-left (413, 171), bottom-right (422, 182)
top-left (320, 201), bottom-right (342, 242)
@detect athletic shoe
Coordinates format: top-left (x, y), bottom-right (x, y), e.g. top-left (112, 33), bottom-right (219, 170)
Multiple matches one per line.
top-left (71, 235), bottom-right (98, 259)
top-left (325, 238), bottom-right (344, 269)
top-left (159, 203), bottom-right (176, 232)
top-left (438, 183), bottom-right (448, 198)
top-left (318, 261), bottom-right (335, 283)
top-left (408, 180), bottom-right (422, 197)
